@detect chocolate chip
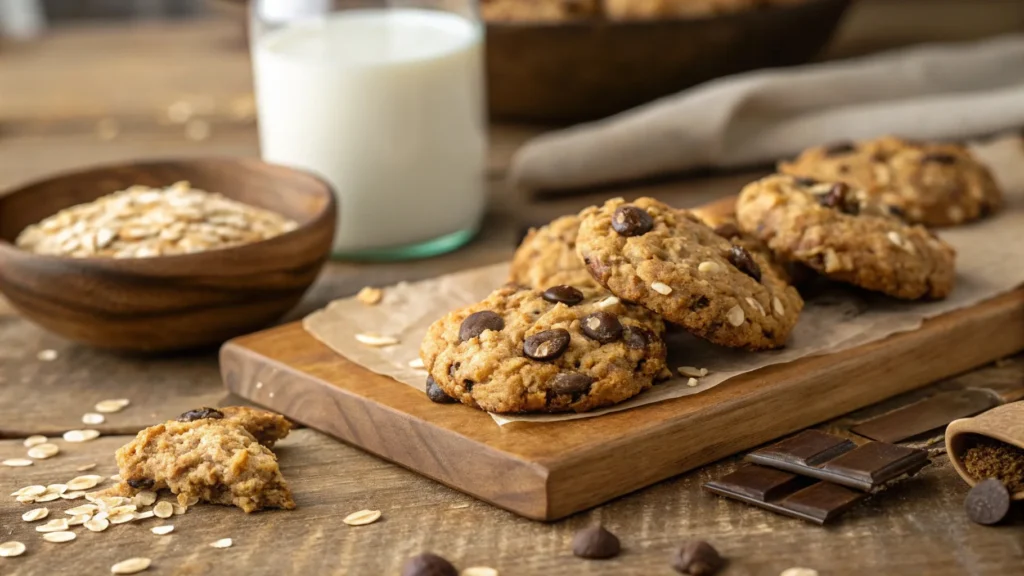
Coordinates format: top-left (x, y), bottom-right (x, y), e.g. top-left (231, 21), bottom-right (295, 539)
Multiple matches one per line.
top-left (550, 372), bottom-right (594, 397)
top-left (581, 312), bottom-right (623, 344)
top-left (712, 222), bottom-right (742, 239)
top-left (611, 205), bottom-right (654, 237)
top-left (459, 310), bottom-right (504, 342)
top-left (922, 152), bottom-right (957, 165)
top-left (177, 407), bottom-right (224, 422)
top-left (817, 182), bottom-right (855, 213)
top-left (571, 525), bottom-right (620, 559)
top-left (691, 296), bottom-right (710, 310)
top-left (727, 245), bottom-right (761, 282)
top-left (887, 205), bottom-right (906, 219)
top-left (793, 177), bottom-right (817, 187)
top-left (824, 141), bottom-right (856, 156)
top-left (965, 478), bottom-right (1011, 526)
top-left (672, 540), bottom-right (724, 575)
top-left (623, 326), bottom-right (652, 350)
top-left (543, 285), bottom-right (584, 306)
top-left (524, 329), bottom-right (571, 361)
top-left (425, 376), bottom-right (456, 404)
top-left (400, 552), bottom-right (458, 576)
top-left (127, 478), bottom-right (154, 490)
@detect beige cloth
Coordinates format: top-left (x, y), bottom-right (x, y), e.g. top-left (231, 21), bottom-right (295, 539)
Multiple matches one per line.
top-left (304, 134), bottom-right (1024, 426)
top-left (510, 35), bottom-right (1024, 194)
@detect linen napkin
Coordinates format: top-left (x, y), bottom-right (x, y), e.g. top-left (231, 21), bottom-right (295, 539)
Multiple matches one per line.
top-left (509, 34), bottom-right (1024, 195)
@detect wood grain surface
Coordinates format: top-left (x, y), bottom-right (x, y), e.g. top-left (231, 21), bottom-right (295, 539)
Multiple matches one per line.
top-left (2, 5), bottom-right (1023, 574)
top-left (0, 159), bottom-right (336, 352)
top-left (221, 289), bottom-right (1024, 520)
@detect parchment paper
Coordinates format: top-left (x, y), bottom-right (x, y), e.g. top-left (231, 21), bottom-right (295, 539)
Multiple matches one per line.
top-left (304, 134), bottom-right (1024, 426)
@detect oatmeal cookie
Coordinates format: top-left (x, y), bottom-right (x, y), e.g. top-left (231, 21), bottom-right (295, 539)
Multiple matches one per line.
top-left (217, 406), bottom-right (292, 448)
top-left (420, 285), bottom-right (666, 413)
top-left (106, 408), bottom-right (295, 513)
top-left (576, 197), bottom-right (803, 350)
top-left (482, 0), bottom-right (596, 22)
top-left (736, 174), bottom-right (956, 300)
top-left (779, 136), bottom-right (1002, 227)
top-left (510, 214), bottom-right (602, 292)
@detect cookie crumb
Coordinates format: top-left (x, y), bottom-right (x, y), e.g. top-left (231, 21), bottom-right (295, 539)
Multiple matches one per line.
top-left (686, 378), bottom-right (699, 387)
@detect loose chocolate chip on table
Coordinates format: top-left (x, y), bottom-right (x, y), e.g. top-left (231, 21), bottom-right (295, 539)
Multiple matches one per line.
top-left (964, 478), bottom-right (1011, 526)
top-left (524, 329), bottom-right (571, 361)
top-left (177, 407), bottom-right (225, 422)
top-left (425, 376), bottom-right (457, 404)
top-left (459, 310), bottom-right (505, 342)
top-left (401, 552), bottom-right (458, 576)
top-left (550, 373), bottom-right (594, 397)
top-left (922, 152), bottom-right (957, 165)
top-left (581, 312), bottom-right (623, 343)
top-left (727, 245), bottom-right (762, 282)
top-left (127, 478), bottom-right (154, 490)
top-left (572, 525), bottom-right (621, 559)
top-left (672, 540), bottom-right (724, 576)
top-left (611, 205), bottom-right (654, 237)
top-left (622, 326), bottom-right (651, 350)
top-left (824, 141), bottom-right (856, 156)
top-left (543, 285), bottom-right (585, 306)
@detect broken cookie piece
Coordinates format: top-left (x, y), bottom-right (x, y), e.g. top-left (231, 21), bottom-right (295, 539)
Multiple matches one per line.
top-left (105, 408), bottom-right (295, 513)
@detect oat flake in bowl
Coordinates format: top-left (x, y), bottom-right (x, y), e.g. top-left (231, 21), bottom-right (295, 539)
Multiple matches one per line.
top-left (15, 181), bottom-right (299, 258)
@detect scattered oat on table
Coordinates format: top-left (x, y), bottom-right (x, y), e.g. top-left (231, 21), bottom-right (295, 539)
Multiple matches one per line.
top-left (84, 517), bottom-right (109, 532)
top-left (21, 508), bottom-right (48, 522)
top-left (82, 413), bottom-right (106, 425)
top-left (153, 502), bottom-right (174, 519)
top-left (47, 484), bottom-right (68, 495)
top-left (354, 333), bottom-right (399, 347)
top-left (135, 491), bottom-right (158, 507)
top-left (0, 541), bottom-right (26, 558)
top-left (23, 435), bottom-right (48, 448)
top-left (67, 475), bottom-right (103, 491)
top-left (42, 531), bottom-right (76, 543)
top-left (36, 518), bottom-right (69, 533)
top-left (76, 463), bottom-right (98, 472)
top-left (3, 458), bottom-right (34, 467)
top-left (151, 525), bottom-right (174, 535)
top-left (12, 485), bottom-right (46, 498)
top-left (356, 286), bottom-right (384, 305)
top-left (61, 491), bottom-right (87, 500)
top-left (27, 443), bottom-right (60, 459)
top-left (111, 557), bottom-right (152, 575)
top-left (210, 538), bottom-right (233, 549)
top-left (95, 399), bottom-right (131, 413)
top-left (36, 349), bottom-right (58, 362)
top-left (67, 514), bottom-right (91, 526)
top-left (15, 182), bottom-right (298, 259)
top-left (780, 569), bottom-right (820, 576)
top-left (64, 430), bottom-right (101, 443)
top-left (342, 510), bottom-right (382, 526)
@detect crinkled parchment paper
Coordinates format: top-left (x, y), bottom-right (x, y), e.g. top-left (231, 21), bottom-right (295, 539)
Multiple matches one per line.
top-left (304, 134), bottom-right (1024, 426)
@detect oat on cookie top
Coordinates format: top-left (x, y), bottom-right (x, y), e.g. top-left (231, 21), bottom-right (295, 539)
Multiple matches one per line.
top-left (510, 214), bottom-right (602, 292)
top-left (736, 174), bottom-right (956, 300)
top-left (576, 197), bottom-right (803, 351)
top-left (420, 285), bottom-right (666, 414)
top-left (779, 136), bottom-right (1002, 227)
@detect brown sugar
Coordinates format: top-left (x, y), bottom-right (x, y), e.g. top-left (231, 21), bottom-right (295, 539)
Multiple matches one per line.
top-left (963, 438), bottom-right (1024, 493)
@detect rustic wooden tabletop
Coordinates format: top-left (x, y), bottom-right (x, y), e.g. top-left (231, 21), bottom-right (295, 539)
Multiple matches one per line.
top-left (1, 2), bottom-right (1023, 575)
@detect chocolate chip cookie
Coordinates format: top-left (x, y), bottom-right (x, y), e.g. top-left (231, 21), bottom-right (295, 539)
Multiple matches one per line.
top-left (510, 214), bottom-right (601, 292)
top-left (779, 136), bottom-right (1002, 227)
top-left (736, 174), bottom-right (957, 300)
top-left (576, 197), bottom-right (803, 350)
top-left (105, 407), bottom-right (295, 513)
top-left (419, 285), bottom-right (666, 413)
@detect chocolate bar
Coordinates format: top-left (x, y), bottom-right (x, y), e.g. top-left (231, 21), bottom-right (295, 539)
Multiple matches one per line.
top-left (744, 430), bottom-right (929, 492)
top-left (703, 465), bottom-right (866, 524)
top-left (850, 389), bottom-right (1000, 443)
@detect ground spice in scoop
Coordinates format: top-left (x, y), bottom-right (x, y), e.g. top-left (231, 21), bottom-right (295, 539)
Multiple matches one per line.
top-left (963, 438), bottom-right (1024, 493)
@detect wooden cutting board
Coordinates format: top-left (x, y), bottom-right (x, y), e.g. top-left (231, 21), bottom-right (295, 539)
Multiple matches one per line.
top-left (220, 288), bottom-right (1024, 521)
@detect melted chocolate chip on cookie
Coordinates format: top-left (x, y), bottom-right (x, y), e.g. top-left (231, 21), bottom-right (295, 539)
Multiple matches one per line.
top-left (581, 311), bottom-right (623, 343)
top-left (727, 245), bottom-right (762, 282)
top-left (542, 285), bottom-right (584, 306)
top-left (611, 205), bottom-right (654, 237)
top-left (459, 310), bottom-right (504, 342)
top-left (524, 328), bottom-right (571, 360)
top-left (177, 407), bottom-right (224, 422)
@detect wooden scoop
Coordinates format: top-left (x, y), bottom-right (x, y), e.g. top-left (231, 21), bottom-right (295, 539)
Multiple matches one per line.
top-left (946, 401), bottom-right (1024, 501)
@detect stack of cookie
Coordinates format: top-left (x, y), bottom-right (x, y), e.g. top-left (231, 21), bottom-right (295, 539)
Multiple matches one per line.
top-left (418, 136), bottom-right (1002, 415)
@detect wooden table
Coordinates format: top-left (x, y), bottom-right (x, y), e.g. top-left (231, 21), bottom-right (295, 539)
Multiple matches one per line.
top-left (2, 4), bottom-right (1023, 574)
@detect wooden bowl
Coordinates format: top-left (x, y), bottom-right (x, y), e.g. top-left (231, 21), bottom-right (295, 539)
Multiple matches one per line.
top-left (0, 158), bottom-right (336, 353)
top-left (487, 0), bottom-right (852, 121)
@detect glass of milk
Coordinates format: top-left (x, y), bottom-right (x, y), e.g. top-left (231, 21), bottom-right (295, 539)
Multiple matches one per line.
top-left (251, 0), bottom-right (487, 260)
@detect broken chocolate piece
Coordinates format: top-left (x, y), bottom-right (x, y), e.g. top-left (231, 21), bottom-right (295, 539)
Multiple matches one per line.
top-left (851, 389), bottom-right (1000, 444)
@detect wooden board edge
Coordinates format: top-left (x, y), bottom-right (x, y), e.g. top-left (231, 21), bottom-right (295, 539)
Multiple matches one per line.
top-left (219, 338), bottom-right (557, 520)
top-left (540, 289), bottom-right (1024, 518)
